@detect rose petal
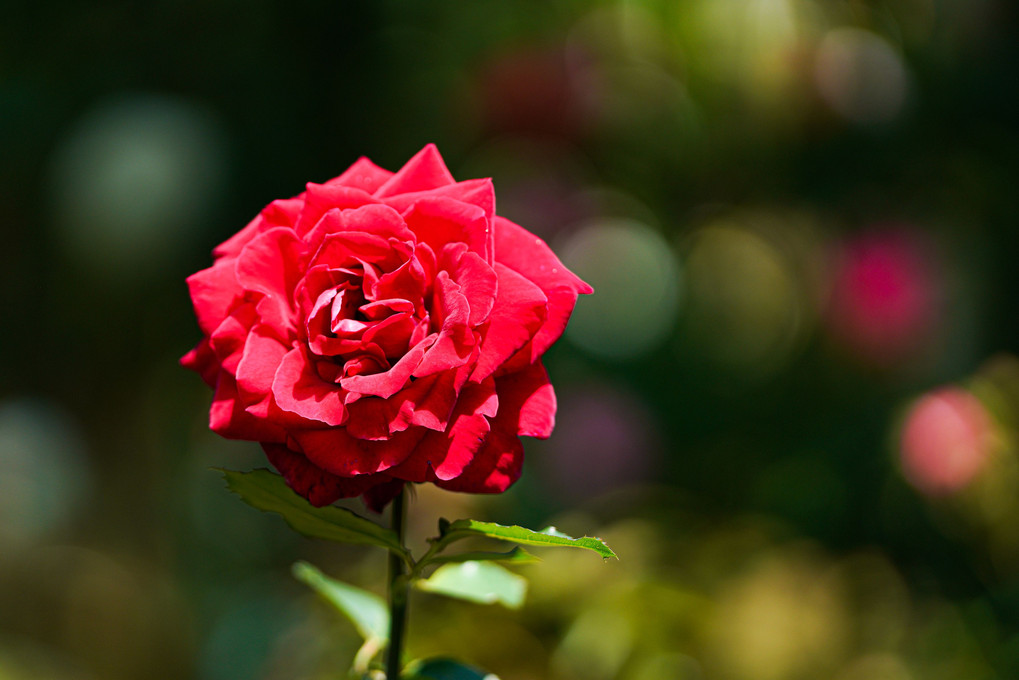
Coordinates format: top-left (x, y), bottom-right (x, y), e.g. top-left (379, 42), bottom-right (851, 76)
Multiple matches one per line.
top-left (360, 298), bottom-right (415, 320)
top-left (439, 244), bottom-right (498, 326)
top-left (186, 261), bottom-right (244, 336)
top-left (325, 156), bottom-right (395, 194)
top-left (414, 272), bottom-right (476, 378)
top-left (235, 324), bottom-right (288, 400)
top-left (271, 347), bottom-right (349, 426)
top-left (209, 374), bottom-right (287, 443)
top-left (290, 427), bottom-right (424, 477)
top-left (345, 363), bottom-right (470, 440)
top-left (374, 144), bottom-right (455, 197)
top-left (235, 227), bottom-right (308, 330)
top-left (389, 378), bottom-right (498, 482)
top-left (495, 362), bottom-right (556, 439)
top-left (433, 426), bottom-right (523, 494)
top-left (470, 263), bottom-right (547, 382)
top-left (263, 442), bottom-right (375, 507)
top-left (295, 184), bottom-right (380, 236)
top-left (340, 335), bottom-right (433, 398)
top-left (306, 204), bottom-right (414, 253)
top-left (402, 196), bottom-right (492, 264)
top-left (235, 326), bottom-right (318, 430)
top-left (496, 287), bottom-right (582, 374)
top-left (382, 177), bottom-right (495, 230)
top-left (361, 313), bottom-right (415, 358)
top-left (361, 478), bottom-right (406, 513)
top-left (207, 302), bottom-right (258, 375)
top-left (180, 338), bottom-right (218, 387)
top-left (213, 197), bottom-right (303, 259)
top-left (494, 216), bottom-right (591, 294)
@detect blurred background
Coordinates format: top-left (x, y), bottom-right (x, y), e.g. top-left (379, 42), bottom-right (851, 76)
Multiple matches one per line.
top-left (3, 0), bottom-right (1019, 678)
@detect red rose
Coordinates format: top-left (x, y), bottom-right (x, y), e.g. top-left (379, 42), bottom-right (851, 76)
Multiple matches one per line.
top-left (182, 145), bottom-right (591, 511)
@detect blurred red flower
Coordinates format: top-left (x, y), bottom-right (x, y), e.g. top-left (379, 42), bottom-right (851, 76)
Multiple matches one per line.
top-left (182, 145), bottom-right (591, 510)
top-left (826, 228), bottom-right (941, 367)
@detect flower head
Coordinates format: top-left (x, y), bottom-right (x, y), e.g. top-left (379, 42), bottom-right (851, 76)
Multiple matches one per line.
top-left (182, 145), bottom-right (591, 510)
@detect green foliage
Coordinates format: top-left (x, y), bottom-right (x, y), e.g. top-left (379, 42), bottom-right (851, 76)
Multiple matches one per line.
top-left (219, 468), bottom-right (411, 562)
top-left (436, 519), bottom-right (617, 560)
top-left (416, 561), bottom-right (527, 609)
top-left (292, 561), bottom-right (389, 641)
top-left (292, 561), bottom-right (389, 676)
top-left (426, 546), bottom-right (540, 567)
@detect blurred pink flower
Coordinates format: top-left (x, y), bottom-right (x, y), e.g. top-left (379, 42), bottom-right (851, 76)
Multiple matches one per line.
top-left (539, 383), bottom-right (657, 502)
top-left (900, 387), bottom-right (993, 496)
top-left (826, 228), bottom-right (941, 367)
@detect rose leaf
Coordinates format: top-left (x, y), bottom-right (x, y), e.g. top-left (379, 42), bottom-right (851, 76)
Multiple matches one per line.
top-left (436, 519), bottom-right (617, 560)
top-left (415, 561), bottom-right (527, 609)
top-left (292, 561), bottom-right (389, 641)
top-left (219, 468), bottom-right (410, 561)
top-left (424, 546), bottom-right (540, 569)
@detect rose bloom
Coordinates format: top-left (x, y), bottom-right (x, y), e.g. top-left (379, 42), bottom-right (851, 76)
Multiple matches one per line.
top-left (182, 145), bottom-right (591, 510)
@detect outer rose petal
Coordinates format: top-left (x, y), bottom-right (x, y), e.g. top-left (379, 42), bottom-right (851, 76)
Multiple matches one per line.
top-left (326, 156), bottom-right (395, 194)
top-left (495, 361), bottom-right (556, 439)
top-left (235, 322), bottom-right (286, 384)
top-left (494, 216), bottom-right (591, 294)
top-left (361, 478), bottom-right (407, 513)
top-left (236, 227), bottom-right (308, 310)
top-left (291, 427), bottom-right (424, 477)
top-left (209, 303), bottom-right (258, 374)
top-left (374, 143), bottom-right (455, 197)
top-left (181, 338), bottom-right (218, 387)
top-left (186, 261), bottom-right (244, 336)
top-left (431, 364), bottom-right (551, 493)
top-left (210, 375), bottom-right (286, 443)
top-left (380, 178), bottom-right (495, 234)
top-left (263, 442), bottom-right (380, 508)
top-left (295, 184), bottom-right (380, 236)
top-left (213, 197), bottom-right (303, 259)
top-left (492, 216), bottom-right (592, 361)
top-left (471, 263), bottom-right (547, 382)
top-left (434, 426), bottom-right (523, 494)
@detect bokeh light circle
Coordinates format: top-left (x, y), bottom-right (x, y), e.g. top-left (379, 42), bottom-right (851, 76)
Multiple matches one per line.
top-left (899, 387), bottom-right (994, 496)
top-left (48, 93), bottom-right (228, 276)
top-left (0, 398), bottom-right (90, 544)
top-left (681, 221), bottom-right (807, 375)
top-left (538, 382), bottom-right (659, 504)
top-left (814, 28), bottom-right (909, 124)
top-left (560, 219), bottom-right (682, 359)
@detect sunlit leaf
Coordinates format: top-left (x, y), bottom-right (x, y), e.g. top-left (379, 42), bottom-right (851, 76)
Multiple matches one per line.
top-left (219, 468), bottom-right (409, 560)
top-left (292, 561), bottom-right (389, 641)
top-left (438, 519), bottom-right (616, 559)
top-left (416, 561), bottom-right (527, 609)
top-left (404, 657), bottom-right (500, 680)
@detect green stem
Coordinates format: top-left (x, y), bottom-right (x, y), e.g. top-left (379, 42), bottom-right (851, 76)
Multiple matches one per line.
top-left (385, 488), bottom-right (409, 679)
